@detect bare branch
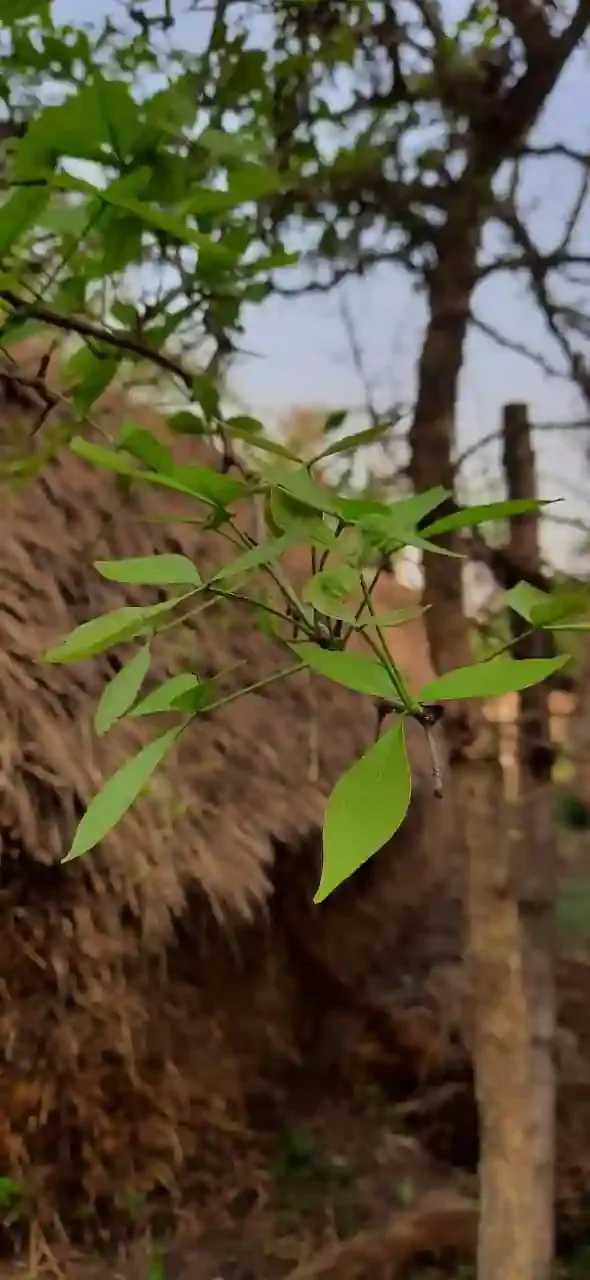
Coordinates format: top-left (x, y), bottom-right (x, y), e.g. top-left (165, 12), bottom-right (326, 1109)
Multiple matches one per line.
top-left (337, 293), bottom-right (381, 430)
top-left (516, 143), bottom-right (590, 165)
top-left (468, 309), bottom-right (568, 379)
top-left (495, 0), bottom-right (553, 51)
top-left (469, 0), bottom-right (590, 174)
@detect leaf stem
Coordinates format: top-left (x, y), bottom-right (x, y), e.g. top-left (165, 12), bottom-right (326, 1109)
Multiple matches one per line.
top-left (359, 575), bottom-right (417, 711)
top-left (201, 662), bottom-right (306, 715)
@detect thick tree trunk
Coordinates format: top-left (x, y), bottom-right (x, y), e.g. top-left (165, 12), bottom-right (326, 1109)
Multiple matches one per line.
top-left (409, 231), bottom-right (554, 1279)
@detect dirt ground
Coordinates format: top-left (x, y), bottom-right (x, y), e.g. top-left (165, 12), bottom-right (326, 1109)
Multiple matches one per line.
top-left (0, 1092), bottom-right (589, 1279)
top-left (0, 1092), bottom-right (477, 1280)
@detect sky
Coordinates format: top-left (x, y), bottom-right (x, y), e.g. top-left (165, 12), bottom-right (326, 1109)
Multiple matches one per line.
top-left (48, 0), bottom-right (590, 570)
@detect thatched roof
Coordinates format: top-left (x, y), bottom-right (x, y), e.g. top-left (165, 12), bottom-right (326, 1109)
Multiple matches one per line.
top-left (4, 347), bottom-right (590, 1251)
top-left (0, 351), bottom-right (436, 946)
top-left (0, 345), bottom-right (465, 1225)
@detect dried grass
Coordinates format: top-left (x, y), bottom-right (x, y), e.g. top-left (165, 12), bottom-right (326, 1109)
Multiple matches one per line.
top-left (2, 342), bottom-right (590, 1258)
top-left (0, 344), bottom-right (458, 1227)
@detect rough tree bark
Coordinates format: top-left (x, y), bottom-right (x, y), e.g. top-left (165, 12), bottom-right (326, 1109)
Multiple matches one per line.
top-left (409, 220), bottom-right (540, 1280)
top-left (503, 401), bottom-right (557, 1276)
top-left (569, 639), bottom-right (590, 808)
top-left (405, 8), bottom-right (590, 1274)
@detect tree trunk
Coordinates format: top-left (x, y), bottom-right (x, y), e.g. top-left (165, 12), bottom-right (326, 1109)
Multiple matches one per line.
top-left (409, 231), bottom-right (554, 1278)
top-left (503, 402), bottom-right (556, 1276)
top-left (569, 637), bottom-right (590, 808)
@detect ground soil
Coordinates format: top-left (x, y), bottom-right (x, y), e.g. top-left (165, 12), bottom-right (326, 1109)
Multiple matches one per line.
top-left (0, 1091), bottom-right (476, 1279)
top-left (0, 1089), bottom-right (588, 1280)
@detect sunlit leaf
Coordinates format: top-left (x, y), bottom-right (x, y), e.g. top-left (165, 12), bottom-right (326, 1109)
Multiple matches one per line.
top-left (0, 186), bottom-right (51, 255)
top-left (337, 486), bottom-right (450, 530)
top-left (64, 727), bottom-right (183, 860)
top-left (312, 421), bottom-right (394, 461)
top-left (228, 426), bottom-right (299, 460)
top-left (303, 565), bottom-right (360, 621)
top-left (64, 344), bottom-right (121, 414)
top-left (118, 423), bottom-right (175, 474)
top-left (531, 589), bottom-right (590, 629)
top-left (316, 721), bottom-right (412, 902)
top-left (167, 411), bottom-right (209, 436)
top-left (503, 582), bottom-right (590, 631)
top-left (208, 532), bottom-right (300, 584)
top-left (70, 437), bottom-right (245, 507)
top-left (503, 581), bottom-right (548, 623)
top-left (43, 598), bottom-right (189, 663)
top-left (422, 498), bottom-right (553, 537)
top-left (265, 465), bottom-right (339, 516)
top-left (94, 644), bottom-right (151, 735)
top-left (419, 655), bottom-right (570, 703)
top-left (94, 554), bottom-right (201, 588)
top-left (292, 642), bottom-right (399, 700)
top-left (130, 673), bottom-right (201, 717)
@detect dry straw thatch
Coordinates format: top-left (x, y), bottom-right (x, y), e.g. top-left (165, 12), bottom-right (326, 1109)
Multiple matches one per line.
top-left (0, 345), bottom-right (459, 1228)
top-left (3, 344), bottom-right (590, 1263)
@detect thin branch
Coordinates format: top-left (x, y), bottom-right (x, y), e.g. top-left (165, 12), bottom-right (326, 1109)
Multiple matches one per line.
top-left (338, 293), bottom-right (381, 430)
top-left (516, 143), bottom-right (590, 165)
top-left (469, 310), bottom-right (568, 379)
top-left (0, 289), bottom-right (197, 388)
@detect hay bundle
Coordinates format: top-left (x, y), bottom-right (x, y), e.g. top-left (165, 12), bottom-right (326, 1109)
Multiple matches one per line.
top-left (0, 360), bottom-right (457, 1227)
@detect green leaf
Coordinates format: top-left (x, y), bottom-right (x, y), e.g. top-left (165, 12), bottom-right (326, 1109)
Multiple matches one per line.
top-left (500, 582), bottom-right (590, 630)
top-left (268, 488), bottom-right (323, 533)
top-left (70, 438), bottom-right (245, 508)
top-left (422, 498), bottom-right (552, 537)
top-left (316, 721), bottom-right (412, 903)
top-left (64, 727), bottom-right (183, 861)
top-left (94, 644), bottom-right (151, 735)
top-left (356, 605), bottom-right (427, 629)
top-left (397, 532), bottom-right (465, 559)
top-left (167, 411), bottom-right (208, 436)
top-left (556, 876), bottom-right (590, 940)
top-left (191, 373), bottom-right (220, 418)
top-left (252, 588), bottom-right (278, 639)
top-left (118, 423), bottom-right (175, 474)
top-left (367, 487), bottom-right (451, 530)
top-left (2, 0), bottom-right (50, 16)
top-left (312, 421), bottom-right (393, 462)
top-left (265, 465), bottom-right (339, 517)
top-left (323, 409), bottom-right (347, 433)
top-left (39, 171), bottom-right (239, 263)
top-left (503, 581), bottom-right (548, 623)
top-left (208, 532), bottom-right (299, 584)
top-left (94, 554), bottom-right (201, 588)
top-left (43, 599), bottom-right (188, 664)
top-left (196, 125), bottom-right (260, 160)
top-left (228, 426), bottom-right (299, 460)
top-left (530, 589), bottom-right (590, 629)
top-left (70, 437), bottom-right (148, 476)
top-left (292, 642), bottom-right (398, 700)
top-left (129, 673), bottom-right (201, 717)
top-left (0, 186), bottom-right (51, 255)
top-left (419, 655), bottom-right (570, 703)
top-left (331, 497), bottom-right (391, 522)
top-left (224, 414), bottom-right (263, 435)
top-left (72, 355), bottom-right (120, 414)
top-left (303, 565), bottom-right (360, 621)
top-left (171, 463), bottom-right (246, 507)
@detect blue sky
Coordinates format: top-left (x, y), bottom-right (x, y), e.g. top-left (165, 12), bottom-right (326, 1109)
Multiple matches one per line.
top-left (49, 0), bottom-right (590, 567)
